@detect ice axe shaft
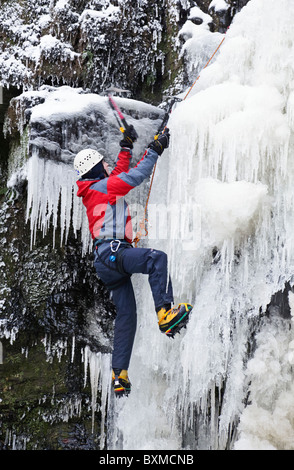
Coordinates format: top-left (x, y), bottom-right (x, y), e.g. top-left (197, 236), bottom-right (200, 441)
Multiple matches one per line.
top-left (108, 93), bottom-right (181, 140)
top-left (108, 94), bottom-right (130, 131)
top-left (154, 96), bottom-right (181, 139)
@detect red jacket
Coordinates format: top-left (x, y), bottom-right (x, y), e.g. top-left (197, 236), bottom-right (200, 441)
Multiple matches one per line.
top-left (76, 147), bottom-right (159, 243)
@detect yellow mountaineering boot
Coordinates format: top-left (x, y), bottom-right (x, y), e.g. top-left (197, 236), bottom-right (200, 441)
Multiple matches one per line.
top-left (157, 303), bottom-right (193, 338)
top-left (112, 369), bottom-right (131, 397)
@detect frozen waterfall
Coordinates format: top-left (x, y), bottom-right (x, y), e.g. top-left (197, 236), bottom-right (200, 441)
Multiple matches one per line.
top-left (107, 0), bottom-right (294, 450)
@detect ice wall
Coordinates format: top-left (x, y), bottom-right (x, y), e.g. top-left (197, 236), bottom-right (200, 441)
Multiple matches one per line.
top-left (110, 0), bottom-right (294, 450)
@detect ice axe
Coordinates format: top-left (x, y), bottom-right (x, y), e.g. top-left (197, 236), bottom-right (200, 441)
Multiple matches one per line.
top-left (107, 93), bottom-right (181, 247)
top-left (108, 94), bottom-right (131, 132)
top-left (108, 93), bottom-right (181, 139)
top-left (155, 96), bottom-right (182, 137)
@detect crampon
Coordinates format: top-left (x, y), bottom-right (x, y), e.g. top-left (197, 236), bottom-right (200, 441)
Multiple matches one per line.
top-left (112, 369), bottom-right (131, 397)
top-left (158, 303), bottom-right (193, 338)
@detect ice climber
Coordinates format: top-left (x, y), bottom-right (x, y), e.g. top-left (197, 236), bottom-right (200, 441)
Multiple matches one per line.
top-left (74, 124), bottom-right (192, 397)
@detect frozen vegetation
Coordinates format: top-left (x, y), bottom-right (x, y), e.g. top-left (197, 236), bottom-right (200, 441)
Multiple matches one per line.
top-left (0, 0), bottom-right (174, 97)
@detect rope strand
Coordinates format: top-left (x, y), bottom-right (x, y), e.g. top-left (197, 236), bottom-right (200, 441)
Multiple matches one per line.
top-left (133, 29), bottom-right (229, 247)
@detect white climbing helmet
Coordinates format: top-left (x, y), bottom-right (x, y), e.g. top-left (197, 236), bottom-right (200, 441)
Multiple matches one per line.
top-left (74, 148), bottom-right (104, 177)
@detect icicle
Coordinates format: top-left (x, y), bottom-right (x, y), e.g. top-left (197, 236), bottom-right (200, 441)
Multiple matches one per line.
top-left (71, 335), bottom-right (75, 362)
top-left (26, 150), bottom-right (91, 253)
top-left (83, 346), bottom-right (111, 448)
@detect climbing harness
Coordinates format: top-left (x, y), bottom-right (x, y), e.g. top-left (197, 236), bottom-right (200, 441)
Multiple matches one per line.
top-left (95, 238), bottom-right (133, 290)
top-left (108, 29), bottom-right (228, 247)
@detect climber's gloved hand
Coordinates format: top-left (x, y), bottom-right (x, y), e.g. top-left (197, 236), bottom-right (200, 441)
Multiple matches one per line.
top-left (120, 125), bottom-right (138, 149)
top-left (148, 128), bottom-right (170, 155)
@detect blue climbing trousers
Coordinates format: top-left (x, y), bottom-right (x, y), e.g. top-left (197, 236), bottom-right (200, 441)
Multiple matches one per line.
top-left (93, 240), bottom-right (174, 370)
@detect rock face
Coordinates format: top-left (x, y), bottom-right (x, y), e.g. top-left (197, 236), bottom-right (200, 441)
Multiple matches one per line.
top-left (0, 0), bottom-right (246, 451)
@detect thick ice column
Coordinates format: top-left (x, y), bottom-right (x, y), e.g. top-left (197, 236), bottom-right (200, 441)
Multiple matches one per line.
top-left (83, 347), bottom-right (111, 448)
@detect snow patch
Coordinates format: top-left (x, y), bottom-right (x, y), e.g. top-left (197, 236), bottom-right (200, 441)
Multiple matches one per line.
top-left (209, 0), bottom-right (229, 12)
top-left (195, 178), bottom-right (268, 247)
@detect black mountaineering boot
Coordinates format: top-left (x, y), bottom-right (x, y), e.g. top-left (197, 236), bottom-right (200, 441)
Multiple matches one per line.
top-left (112, 369), bottom-right (131, 397)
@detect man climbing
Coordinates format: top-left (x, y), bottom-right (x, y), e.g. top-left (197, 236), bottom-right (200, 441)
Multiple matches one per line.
top-left (74, 124), bottom-right (192, 397)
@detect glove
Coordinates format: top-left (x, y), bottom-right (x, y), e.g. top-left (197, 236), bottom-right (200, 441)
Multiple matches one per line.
top-left (120, 125), bottom-right (138, 149)
top-left (148, 128), bottom-right (170, 155)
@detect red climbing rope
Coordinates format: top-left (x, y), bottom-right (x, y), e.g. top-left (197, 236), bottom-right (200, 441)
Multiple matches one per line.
top-left (133, 29), bottom-right (229, 247)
